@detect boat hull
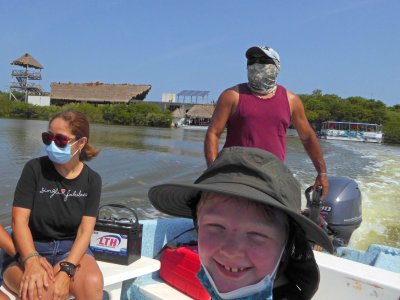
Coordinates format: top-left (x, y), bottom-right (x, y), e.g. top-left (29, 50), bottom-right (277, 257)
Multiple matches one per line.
top-left (179, 125), bottom-right (209, 130)
top-left (313, 250), bottom-right (400, 299)
top-left (321, 135), bottom-right (382, 143)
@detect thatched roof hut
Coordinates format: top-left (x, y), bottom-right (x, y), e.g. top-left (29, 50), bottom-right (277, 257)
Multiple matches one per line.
top-left (186, 104), bottom-right (215, 119)
top-left (172, 107), bottom-right (186, 118)
top-left (11, 53), bottom-right (43, 69)
top-left (50, 82), bottom-right (151, 105)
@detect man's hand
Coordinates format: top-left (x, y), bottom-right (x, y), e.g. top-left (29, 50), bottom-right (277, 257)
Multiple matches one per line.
top-left (314, 173), bottom-right (329, 200)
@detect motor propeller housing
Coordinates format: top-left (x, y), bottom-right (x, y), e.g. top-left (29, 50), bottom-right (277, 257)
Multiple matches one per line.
top-left (304, 176), bottom-right (362, 249)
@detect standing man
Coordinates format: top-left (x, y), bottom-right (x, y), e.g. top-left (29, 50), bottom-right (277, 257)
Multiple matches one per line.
top-left (204, 45), bottom-right (329, 197)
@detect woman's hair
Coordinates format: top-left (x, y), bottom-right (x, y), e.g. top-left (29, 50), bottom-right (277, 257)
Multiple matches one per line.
top-left (49, 109), bottom-right (100, 161)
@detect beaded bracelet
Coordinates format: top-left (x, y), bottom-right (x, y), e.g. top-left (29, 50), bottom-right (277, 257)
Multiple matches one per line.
top-left (318, 172), bottom-right (328, 176)
top-left (21, 252), bottom-right (40, 265)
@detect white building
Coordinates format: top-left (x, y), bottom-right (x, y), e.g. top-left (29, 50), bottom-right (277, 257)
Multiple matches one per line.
top-left (28, 95), bottom-right (50, 106)
top-left (161, 92), bottom-right (176, 103)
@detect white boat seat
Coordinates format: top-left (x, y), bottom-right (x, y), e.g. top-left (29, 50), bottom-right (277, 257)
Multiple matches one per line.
top-left (132, 277), bottom-right (193, 300)
top-left (0, 256), bottom-right (160, 300)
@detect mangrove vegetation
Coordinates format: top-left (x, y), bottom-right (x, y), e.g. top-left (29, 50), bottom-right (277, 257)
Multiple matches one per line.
top-left (0, 90), bottom-right (399, 144)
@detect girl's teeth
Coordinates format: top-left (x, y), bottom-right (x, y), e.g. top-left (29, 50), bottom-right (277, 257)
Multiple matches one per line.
top-left (223, 265), bottom-right (243, 272)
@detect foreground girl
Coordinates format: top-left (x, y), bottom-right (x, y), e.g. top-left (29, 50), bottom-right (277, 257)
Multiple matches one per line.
top-left (149, 147), bottom-right (333, 299)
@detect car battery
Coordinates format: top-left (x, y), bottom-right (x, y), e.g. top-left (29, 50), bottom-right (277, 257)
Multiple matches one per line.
top-left (160, 245), bottom-right (210, 300)
top-left (90, 204), bottom-right (142, 265)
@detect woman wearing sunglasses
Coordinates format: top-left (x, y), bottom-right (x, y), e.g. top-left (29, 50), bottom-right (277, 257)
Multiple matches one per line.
top-left (3, 110), bottom-right (103, 300)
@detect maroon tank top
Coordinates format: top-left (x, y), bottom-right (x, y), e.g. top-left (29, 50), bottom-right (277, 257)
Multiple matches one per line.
top-left (223, 84), bottom-right (291, 162)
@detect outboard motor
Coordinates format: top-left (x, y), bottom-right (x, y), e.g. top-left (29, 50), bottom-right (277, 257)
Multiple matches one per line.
top-left (304, 176), bottom-right (362, 249)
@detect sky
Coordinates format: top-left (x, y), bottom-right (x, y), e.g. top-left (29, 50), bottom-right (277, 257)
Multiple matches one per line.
top-left (1, 0), bottom-right (399, 106)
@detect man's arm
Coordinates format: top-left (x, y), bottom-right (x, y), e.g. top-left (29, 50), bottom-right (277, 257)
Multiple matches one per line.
top-left (204, 87), bottom-right (238, 167)
top-left (288, 91), bottom-right (329, 198)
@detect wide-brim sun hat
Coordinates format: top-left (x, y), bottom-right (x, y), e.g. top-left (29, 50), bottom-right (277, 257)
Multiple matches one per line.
top-left (246, 45), bottom-right (280, 63)
top-left (149, 146), bottom-right (333, 254)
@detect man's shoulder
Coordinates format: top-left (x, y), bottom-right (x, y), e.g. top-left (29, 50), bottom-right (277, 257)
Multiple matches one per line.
top-left (223, 84), bottom-right (240, 94)
top-left (218, 85), bottom-right (240, 104)
top-left (280, 86), bottom-right (296, 97)
top-left (284, 88), bottom-right (301, 103)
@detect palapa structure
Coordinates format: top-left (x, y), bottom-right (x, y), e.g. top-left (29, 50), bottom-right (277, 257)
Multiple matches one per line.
top-left (10, 53), bottom-right (44, 102)
top-left (11, 53), bottom-right (43, 69)
top-left (172, 107), bottom-right (187, 119)
top-left (186, 104), bottom-right (215, 118)
top-left (50, 82), bottom-right (151, 105)
top-left (184, 104), bottom-right (215, 126)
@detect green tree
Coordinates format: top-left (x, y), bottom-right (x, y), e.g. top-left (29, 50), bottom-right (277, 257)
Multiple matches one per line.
top-left (0, 93), bottom-right (13, 117)
top-left (9, 101), bottom-right (35, 118)
top-left (102, 104), bottom-right (132, 125)
top-left (382, 111), bottom-right (400, 143)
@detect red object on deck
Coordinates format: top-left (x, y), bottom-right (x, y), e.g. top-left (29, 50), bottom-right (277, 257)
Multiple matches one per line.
top-left (160, 245), bottom-right (211, 300)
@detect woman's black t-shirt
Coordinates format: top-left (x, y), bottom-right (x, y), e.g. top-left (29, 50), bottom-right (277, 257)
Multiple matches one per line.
top-left (13, 156), bottom-right (102, 241)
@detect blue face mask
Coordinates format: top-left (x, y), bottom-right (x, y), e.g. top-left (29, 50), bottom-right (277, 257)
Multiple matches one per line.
top-left (197, 265), bottom-right (273, 300)
top-left (45, 140), bottom-right (79, 164)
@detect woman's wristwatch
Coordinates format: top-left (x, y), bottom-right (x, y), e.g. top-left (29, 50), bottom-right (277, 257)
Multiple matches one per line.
top-left (59, 261), bottom-right (80, 278)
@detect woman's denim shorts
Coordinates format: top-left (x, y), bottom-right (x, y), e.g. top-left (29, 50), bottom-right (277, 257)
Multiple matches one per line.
top-left (0, 239), bottom-right (93, 281)
top-left (33, 240), bottom-right (94, 265)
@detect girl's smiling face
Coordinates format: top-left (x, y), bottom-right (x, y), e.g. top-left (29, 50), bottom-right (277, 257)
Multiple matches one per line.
top-left (197, 193), bottom-right (288, 293)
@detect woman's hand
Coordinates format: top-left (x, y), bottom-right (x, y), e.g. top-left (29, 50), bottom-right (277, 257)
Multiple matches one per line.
top-left (19, 256), bottom-right (51, 300)
top-left (40, 257), bottom-right (55, 282)
top-left (52, 271), bottom-right (71, 300)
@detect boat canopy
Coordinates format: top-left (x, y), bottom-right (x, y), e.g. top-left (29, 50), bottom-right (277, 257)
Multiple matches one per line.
top-left (322, 121), bottom-right (382, 132)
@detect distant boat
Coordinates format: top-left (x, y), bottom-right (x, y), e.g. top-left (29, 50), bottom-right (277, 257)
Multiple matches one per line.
top-left (319, 121), bottom-right (383, 143)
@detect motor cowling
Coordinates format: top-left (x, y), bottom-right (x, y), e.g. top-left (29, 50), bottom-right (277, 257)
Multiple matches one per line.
top-left (305, 176), bottom-right (362, 249)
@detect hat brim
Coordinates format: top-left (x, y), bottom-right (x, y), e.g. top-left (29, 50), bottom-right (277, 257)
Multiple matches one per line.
top-left (246, 47), bottom-right (268, 59)
top-left (149, 182), bottom-right (334, 253)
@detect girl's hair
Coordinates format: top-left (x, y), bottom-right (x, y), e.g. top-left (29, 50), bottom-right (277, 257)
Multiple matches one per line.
top-left (49, 109), bottom-right (100, 161)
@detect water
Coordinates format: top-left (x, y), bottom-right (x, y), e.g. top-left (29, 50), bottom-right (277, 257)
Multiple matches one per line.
top-left (0, 118), bottom-right (399, 251)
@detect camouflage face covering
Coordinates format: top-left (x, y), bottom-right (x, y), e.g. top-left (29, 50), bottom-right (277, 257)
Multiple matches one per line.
top-left (247, 63), bottom-right (280, 95)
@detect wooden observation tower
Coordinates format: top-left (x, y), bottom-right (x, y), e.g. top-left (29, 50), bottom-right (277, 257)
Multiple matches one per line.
top-left (10, 53), bottom-right (44, 102)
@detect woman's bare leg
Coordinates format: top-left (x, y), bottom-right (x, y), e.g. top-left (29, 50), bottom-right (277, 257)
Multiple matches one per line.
top-left (2, 264), bottom-right (23, 296)
top-left (69, 254), bottom-right (103, 300)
